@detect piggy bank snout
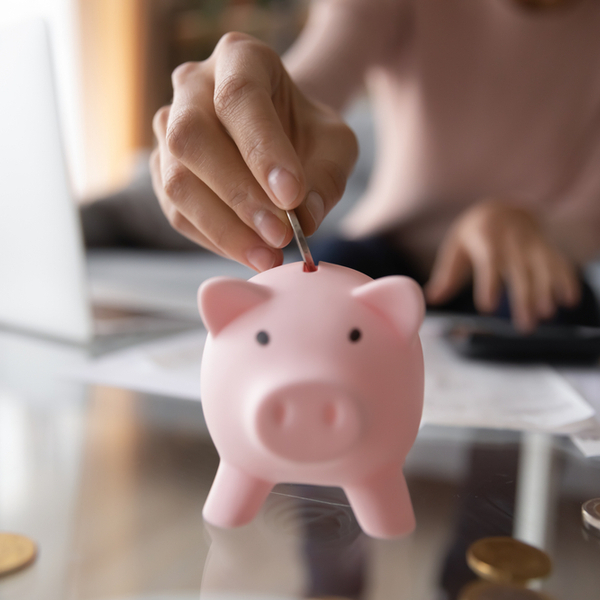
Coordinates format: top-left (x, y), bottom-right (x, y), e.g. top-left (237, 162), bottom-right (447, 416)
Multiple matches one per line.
top-left (253, 383), bottom-right (363, 463)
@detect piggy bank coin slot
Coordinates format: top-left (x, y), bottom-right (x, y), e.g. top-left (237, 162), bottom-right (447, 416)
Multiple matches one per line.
top-left (303, 261), bottom-right (318, 273)
top-left (349, 328), bottom-right (362, 342)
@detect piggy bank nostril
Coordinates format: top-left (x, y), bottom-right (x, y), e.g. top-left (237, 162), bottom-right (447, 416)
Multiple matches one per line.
top-left (323, 402), bottom-right (339, 427)
top-left (271, 401), bottom-right (287, 426)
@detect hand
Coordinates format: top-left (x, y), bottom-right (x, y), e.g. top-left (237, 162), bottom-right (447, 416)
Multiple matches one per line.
top-left (150, 32), bottom-right (358, 272)
top-left (425, 200), bottom-right (581, 332)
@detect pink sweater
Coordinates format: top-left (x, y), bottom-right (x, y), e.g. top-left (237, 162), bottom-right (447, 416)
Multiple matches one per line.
top-left (284, 0), bottom-right (600, 273)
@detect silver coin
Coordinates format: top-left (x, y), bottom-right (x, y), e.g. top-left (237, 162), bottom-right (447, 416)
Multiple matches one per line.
top-left (582, 498), bottom-right (600, 535)
top-left (286, 209), bottom-right (317, 272)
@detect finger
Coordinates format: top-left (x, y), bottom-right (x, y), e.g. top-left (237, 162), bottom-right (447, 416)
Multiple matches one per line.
top-left (152, 104), bottom-right (171, 140)
top-left (155, 106), bottom-right (254, 254)
top-left (529, 246), bottom-right (556, 321)
top-left (161, 153), bottom-right (283, 272)
top-left (166, 88), bottom-right (293, 250)
top-left (425, 236), bottom-right (472, 305)
top-left (504, 241), bottom-right (536, 333)
top-left (155, 113), bottom-right (283, 271)
top-left (149, 148), bottom-right (224, 256)
top-left (210, 33), bottom-right (307, 209)
top-left (552, 254), bottom-right (581, 308)
top-left (292, 102), bottom-right (359, 238)
top-left (294, 190), bottom-right (326, 237)
top-left (465, 235), bottom-right (502, 313)
top-left (293, 117), bottom-right (358, 235)
top-left (153, 109), bottom-right (222, 253)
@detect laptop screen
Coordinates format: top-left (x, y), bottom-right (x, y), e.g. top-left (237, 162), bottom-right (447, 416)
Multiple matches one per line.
top-left (0, 19), bottom-right (93, 342)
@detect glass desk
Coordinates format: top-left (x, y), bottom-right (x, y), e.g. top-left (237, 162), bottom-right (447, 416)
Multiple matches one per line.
top-left (1, 328), bottom-right (599, 600)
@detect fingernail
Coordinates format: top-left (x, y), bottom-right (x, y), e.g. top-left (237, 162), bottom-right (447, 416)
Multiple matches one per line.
top-left (246, 247), bottom-right (277, 272)
top-left (268, 167), bottom-right (300, 208)
top-left (305, 191), bottom-right (324, 229)
top-left (254, 209), bottom-right (287, 247)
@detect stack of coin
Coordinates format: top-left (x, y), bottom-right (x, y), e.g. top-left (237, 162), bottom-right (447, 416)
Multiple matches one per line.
top-left (459, 580), bottom-right (554, 600)
top-left (0, 533), bottom-right (37, 578)
top-left (460, 536), bottom-right (553, 600)
top-left (466, 536), bottom-right (552, 586)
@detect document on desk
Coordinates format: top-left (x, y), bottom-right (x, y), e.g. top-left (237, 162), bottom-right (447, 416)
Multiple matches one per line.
top-left (558, 368), bottom-right (600, 457)
top-left (69, 329), bottom-right (207, 400)
top-left (419, 320), bottom-right (594, 432)
top-left (69, 318), bottom-right (596, 446)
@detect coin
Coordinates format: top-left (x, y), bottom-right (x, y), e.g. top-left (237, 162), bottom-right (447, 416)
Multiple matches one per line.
top-left (582, 498), bottom-right (600, 535)
top-left (459, 580), bottom-right (554, 600)
top-left (466, 537), bottom-right (552, 585)
top-left (0, 533), bottom-right (37, 577)
top-left (286, 209), bottom-right (317, 272)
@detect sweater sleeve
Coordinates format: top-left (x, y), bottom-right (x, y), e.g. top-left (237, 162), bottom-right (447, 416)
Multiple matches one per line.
top-left (283, 0), bottom-right (409, 112)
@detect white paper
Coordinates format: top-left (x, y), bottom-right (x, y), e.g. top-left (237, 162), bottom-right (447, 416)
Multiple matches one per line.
top-left (68, 319), bottom-right (596, 439)
top-left (69, 329), bottom-right (206, 400)
top-left (569, 421), bottom-right (600, 457)
top-left (560, 368), bottom-right (600, 457)
top-left (420, 320), bottom-right (595, 432)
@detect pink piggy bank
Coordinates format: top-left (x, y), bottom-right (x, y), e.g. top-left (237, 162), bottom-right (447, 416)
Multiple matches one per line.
top-left (198, 261), bottom-right (425, 539)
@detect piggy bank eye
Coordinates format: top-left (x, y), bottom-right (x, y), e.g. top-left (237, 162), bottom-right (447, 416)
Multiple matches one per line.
top-left (349, 328), bottom-right (361, 342)
top-left (256, 330), bottom-right (270, 345)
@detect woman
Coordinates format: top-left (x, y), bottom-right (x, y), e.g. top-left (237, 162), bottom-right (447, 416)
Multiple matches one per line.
top-left (150, 0), bottom-right (600, 331)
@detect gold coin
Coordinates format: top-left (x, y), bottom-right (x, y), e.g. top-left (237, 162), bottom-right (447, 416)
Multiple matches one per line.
top-left (459, 580), bottom-right (554, 600)
top-left (466, 537), bottom-right (552, 585)
top-left (0, 533), bottom-right (37, 577)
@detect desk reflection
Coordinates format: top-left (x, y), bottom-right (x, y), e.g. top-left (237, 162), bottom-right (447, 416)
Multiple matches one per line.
top-left (2, 370), bottom-right (600, 599)
top-left (202, 486), bottom-right (367, 599)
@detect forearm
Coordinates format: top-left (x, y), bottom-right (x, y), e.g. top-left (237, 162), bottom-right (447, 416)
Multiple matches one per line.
top-left (283, 0), bottom-right (406, 112)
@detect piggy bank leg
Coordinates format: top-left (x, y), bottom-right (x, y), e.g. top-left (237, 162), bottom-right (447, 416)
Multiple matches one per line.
top-left (344, 464), bottom-right (415, 539)
top-left (203, 462), bottom-right (274, 528)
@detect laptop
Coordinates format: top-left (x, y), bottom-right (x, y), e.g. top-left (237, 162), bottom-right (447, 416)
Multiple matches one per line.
top-left (0, 18), bottom-right (96, 342)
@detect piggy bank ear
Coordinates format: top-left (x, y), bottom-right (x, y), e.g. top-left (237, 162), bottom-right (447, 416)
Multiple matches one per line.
top-left (352, 276), bottom-right (425, 340)
top-left (198, 277), bottom-right (272, 336)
